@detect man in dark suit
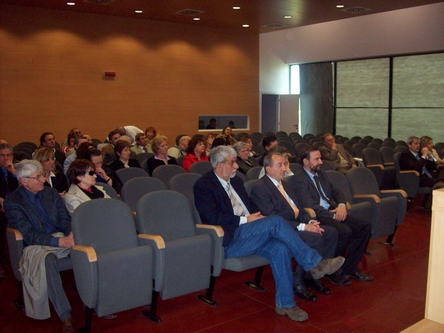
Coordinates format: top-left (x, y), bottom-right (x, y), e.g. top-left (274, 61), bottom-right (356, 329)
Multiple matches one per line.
top-left (0, 143), bottom-right (19, 277)
top-left (319, 133), bottom-right (357, 175)
top-left (250, 152), bottom-right (338, 302)
top-left (5, 160), bottom-right (76, 333)
top-left (291, 146), bottom-right (373, 285)
top-left (399, 136), bottom-right (441, 188)
top-left (193, 146), bottom-right (345, 322)
top-left (258, 134), bottom-right (278, 166)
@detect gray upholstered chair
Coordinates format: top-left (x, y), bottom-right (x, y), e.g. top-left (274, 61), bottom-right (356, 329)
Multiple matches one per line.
top-left (70, 198), bottom-right (162, 332)
top-left (244, 179), bottom-right (258, 197)
top-left (135, 190), bottom-right (217, 305)
top-left (136, 152), bottom-right (154, 165)
top-left (346, 167), bottom-right (407, 245)
top-left (120, 177), bottom-right (166, 211)
top-left (188, 161), bottom-right (212, 175)
top-left (246, 166), bottom-right (263, 180)
top-left (362, 147), bottom-right (396, 189)
top-left (116, 167), bottom-right (149, 184)
top-left (169, 172), bottom-right (203, 222)
top-left (379, 146), bottom-right (395, 166)
top-left (95, 182), bottom-right (119, 199)
top-left (235, 170), bottom-right (247, 183)
top-left (151, 164), bottom-right (186, 186)
top-left (6, 228), bottom-right (72, 310)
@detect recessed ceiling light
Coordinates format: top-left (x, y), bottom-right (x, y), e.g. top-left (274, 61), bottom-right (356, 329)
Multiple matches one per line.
top-left (67, 2), bottom-right (75, 5)
top-left (284, 15), bottom-right (292, 19)
top-left (193, 17), bottom-right (200, 21)
top-left (135, 10), bottom-right (143, 14)
top-left (242, 24), bottom-right (249, 28)
top-left (336, 4), bottom-right (345, 8)
top-left (233, 6), bottom-right (241, 10)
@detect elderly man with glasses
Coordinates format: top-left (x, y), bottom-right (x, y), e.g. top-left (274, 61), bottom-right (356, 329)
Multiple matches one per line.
top-left (5, 160), bottom-right (76, 333)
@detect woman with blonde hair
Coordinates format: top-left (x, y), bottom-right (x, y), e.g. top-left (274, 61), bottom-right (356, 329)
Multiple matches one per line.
top-left (33, 147), bottom-right (68, 196)
top-left (146, 135), bottom-right (178, 175)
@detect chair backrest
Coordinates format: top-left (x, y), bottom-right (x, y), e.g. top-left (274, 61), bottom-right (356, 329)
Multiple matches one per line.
top-left (325, 170), bottom-right (354, 204)
top-left (342, 144), bottom-right (354, 156)
top-left (295, 142), bottom-right (310, 157)
top-left (362, 147), bottom-right (383, 166)
top-left (381, 141), bottom-right (395, 148)
top-left (394, 145), bottom-right (408, 154)
top-left (379, 146), bottom-right (395, 165)
top-left (135, 190), bottom-right (196, 241)
top-left (121, 177), bottom-right (166, 211)
top-left (136, 152), bottom-right (154, 165)
top-left (246, 166), bottom-right (263, 180)
top-left (321, 160), bottom-right (335, 171)
top-left (393, 152), bottom-right (402, 173)
top-left (116, 167), bottom-right (149, 184)
top-left (152, 164), bottom-right (186, 186)
top-left (289, 163), bottom-right (302, 174)
top-left (176, 155), bottom-right (184, 167)
top-left (235, 171), bottom-right (247, 183)
top-left (140, 159), bottom-right (149, 174)
top-left (188, 161), bottom-right (212, 175)
top-left (352, 143), bottom-right (366, 158)
top-left (371, 138), bottom-right (383, 145)
top-left (244, 179), bottom-right (258, 197)
top-left (103, 151), bottom-right (116, 165)
top-left (95, 182), bottom-right (119, 199)
top-left (346, 167), bottom-right (380, 197)
top-left (395, 140), bottom-right (408, 147)
top-left (71, 199), bottom-right (138, 254)
top-left (367, 142), bottom-right (381, 150)
top-left (169, 172), bottom-right (202, 204)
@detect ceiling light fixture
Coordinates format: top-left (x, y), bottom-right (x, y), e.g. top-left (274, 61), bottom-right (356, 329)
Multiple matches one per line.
top-left (233, 6), bottom-right (241, 10)
top-left (67, 2), bottom-right (75, 5)
top-left (242, 24), bottom-right (249, 28)
top-left (284, 15), bottom-right (292, 19)
top-left (336, 4), bottom-right (345, 8)
top-left (193, 17), bottom-right (200, 21)
top-left (135, 10), bottom-right (143, 14)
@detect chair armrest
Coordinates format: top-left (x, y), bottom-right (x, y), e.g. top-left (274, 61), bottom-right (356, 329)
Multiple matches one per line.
top-left (353, 194), bottom-right (381, 203)
top-left (304, 208), bottom-right (316, 218)
top-left (381, 189), bottom-right (407, 198)
top-left (400, 170), bottom-right (420, 177)
top-left (71, 245), bottom-right (98, 308)
top-left (138, 234), bottom-right (165, 292)
top-left (384, 162), bottom-right (394, 166)
top-left (346, 202), bottom-right (352, 210)
top-left (196, 224), bottom-right (224, 277)
top-left (366, 164), bottom-right (384, 170)
top-left (6, 228), bottom-right (24, 281)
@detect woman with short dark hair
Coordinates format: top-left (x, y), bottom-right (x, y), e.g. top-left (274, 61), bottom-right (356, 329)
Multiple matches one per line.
top-left (182, 137), bottom-right (208, 172)
top-left (109, 140), bottom-right (140, 171)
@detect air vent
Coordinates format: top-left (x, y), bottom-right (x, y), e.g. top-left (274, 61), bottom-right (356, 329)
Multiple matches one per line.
top-left (342, 6), bottom-right (371, 14)
top-left (83, 0), bottom-right (116, 4)
top-left (262, 23), bottom-right (287, 29)
top-left (175, 9), bottom-right (205, 16)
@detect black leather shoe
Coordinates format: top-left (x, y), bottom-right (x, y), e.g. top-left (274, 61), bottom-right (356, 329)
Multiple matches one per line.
top-left (304, 279), bottom-right (331, 295)
top-left (324, 273), bottom-right (351, 286)
top-left (344, 270), bottom-right (373, 281)
top-left (293, 284), bottom-right (318, 302)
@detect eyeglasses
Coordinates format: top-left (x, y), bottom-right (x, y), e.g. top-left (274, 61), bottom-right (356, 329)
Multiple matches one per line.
top-left (85, 170), bottom-right (95, 176)
top-left (25, 173), bottom-right (45, 181)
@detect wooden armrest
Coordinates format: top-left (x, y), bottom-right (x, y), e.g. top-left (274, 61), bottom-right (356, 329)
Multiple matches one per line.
top-left (7, 227), bottom-right (23, 241)
top-left (381, 189), bottom-right (408, 198)
top-left (366, 164), bottom-right (384, 170)
top-left (384, 162), bottom-right (394, 166)
top-left (304, 207), bottom-right (316, 218)
top-left (346, 202), bottom-right (352, 210)
top-left (196, 224), bottom-right (224, 237)
top-left (72, 245), bottom-right (97, 262)
top-left (138, 234), bottom-right (165, 249)
top-left (353, 194), bottom-right (381, 203)
top-left (400, 170), bottom-right (420, 177)
top-left (132, 211), bottom-right (137, 217)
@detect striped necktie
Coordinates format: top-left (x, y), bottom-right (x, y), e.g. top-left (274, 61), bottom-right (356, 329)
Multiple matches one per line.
top-left (227, 183), bottom-right (245, 216)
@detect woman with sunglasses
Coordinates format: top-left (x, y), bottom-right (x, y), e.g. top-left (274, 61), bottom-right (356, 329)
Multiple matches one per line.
top-left (64, 159), bottom-right (110, 216)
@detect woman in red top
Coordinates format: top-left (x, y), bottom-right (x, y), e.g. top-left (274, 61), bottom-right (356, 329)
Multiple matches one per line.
top-left (182, 137), bottom-right (209, 172)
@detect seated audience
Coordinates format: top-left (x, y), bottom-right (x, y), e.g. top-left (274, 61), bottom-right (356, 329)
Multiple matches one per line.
top-left (205, 118), bottom-right (217, 129)
top-left (193, 146), bottom-right (345, 322)
top-left (61, 127), bottom-right (81, 151)
top-left (82, 147), bottom-right (123, 194)
top-left (421, 135), bottom-right (444, 178)
top-left (147, 135), bottom-right (178, 176)
top-left (109, 141), bottom-right (141, 172)
top-left (233, 142), bottom-right (259, 175)
top-left (258, 134), bottom-right (278, 166)
top-left (0, 143), bottom-right (19, 278)
top-left (64, 159), bottom-right (110, 215)
top-left (38, 132), bottom-right (65, 165)
top-left (241, 134), bottom-right (259, 157)
top-left (211, 137), bottom-right (227, 148)
top-left (98, 130), bottom-right (120, 154)
top-left (63, 135), bottom-right (89, 175)
top-left (115, 125), bottom-right (143, 144)
top-left (258, 146), bottom-right (294, 179)
top-left (182, 137), bottom-right (208, 172)
top-left (144, 126), bottom-right (157, 145)
top-left (5, 160), bottom-right (76, 332)
top-left (62, 131), bottom-right (77, 157)
top-left (217, 126), bottom-right (236, 146)
top-left (168, 134), bottom-right (191, 158)
top-left (400, 136), bottom-right (444, 189)
top-left (131, 133), bottom-right (153, 154)
top-left (202, 133), bottom-right (215, 155)
top-left (33, 148), bottom-right (68, 196)
top-left (320, 133), bottom-right (357, 175)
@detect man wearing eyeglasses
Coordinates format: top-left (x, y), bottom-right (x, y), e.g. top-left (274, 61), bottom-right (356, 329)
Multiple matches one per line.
top-left (0, 143), bottom-right (19, 278)
top-left (5, 160), bottom-right (76, 333)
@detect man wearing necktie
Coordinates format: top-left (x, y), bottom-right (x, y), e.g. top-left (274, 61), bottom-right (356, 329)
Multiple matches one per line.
top-left (0, 143), bottom-right (19, 277)
top-left (194, 146), bottom-right (345, 322)
top-left (399, 136), bottom-right (442, 188)
top-left (251, 152), bottom-right (338, 302)
top-left (292, 147), bottom-right (373, 285)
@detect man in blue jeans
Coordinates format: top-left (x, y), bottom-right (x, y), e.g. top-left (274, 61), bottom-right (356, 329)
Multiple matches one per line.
top-left (194, 146), bottom-right (345, 322)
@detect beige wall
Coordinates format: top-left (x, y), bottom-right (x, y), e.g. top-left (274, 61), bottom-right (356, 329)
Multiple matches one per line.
top-left (0, 4), bottom-right (259, 146)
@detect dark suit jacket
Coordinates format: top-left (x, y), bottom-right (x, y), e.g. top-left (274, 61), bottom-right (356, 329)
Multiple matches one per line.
top-left (320, 144), bottom-right (356, 170)
top-left (399, 150), bottom-right (438, 187)
top-left (250, 175), bottom-right (311, 229)
top-left (146, 155), bottom-right (178, 176)
top-left (109, 158), bottom-right (141, 172)
top-left (0, 168), bottom-right (18, 222)
top-left (45, 171), bottom-right (69, 194)
top-left (4, 186), bottom-right (71, 247)
top-left (194, 171), bottom-right (259, 247)
top-left (291, 169), bottom-right (347, 219)
top-left (236, 156), bottom-right (259, 175)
